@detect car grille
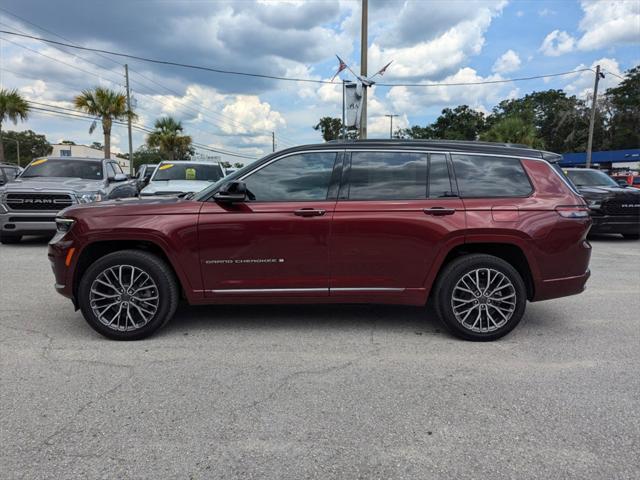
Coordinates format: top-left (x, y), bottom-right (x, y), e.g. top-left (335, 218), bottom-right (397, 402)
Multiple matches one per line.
top-left (601, 197), bottom-right (640, 216)
top-left (5, 193), bottom-right (74, 211)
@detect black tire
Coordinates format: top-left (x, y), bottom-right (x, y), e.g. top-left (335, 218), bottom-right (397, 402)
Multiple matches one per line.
top-left (0, 233), bottom-right (22, 244)
top-left (78, 250), bottom-right (179, 340)
top-left (433, 254), bottom-right (527, 341)
top-left (622, 233), bottom-right (640, 240)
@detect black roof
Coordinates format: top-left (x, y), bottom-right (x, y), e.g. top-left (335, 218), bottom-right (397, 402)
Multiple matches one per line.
top-left (283, 139), bottom-right (562, 162)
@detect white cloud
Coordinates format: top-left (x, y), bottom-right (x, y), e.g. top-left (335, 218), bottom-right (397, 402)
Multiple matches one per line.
top-left (516, 10), bottom-right (524, 18)
top-left (539, 30), bottom-right (576, 56)
top-left (538, 8), bottom-right (556, 17)
top-left (367, 1), bottom-right (507, 79)
top-left (221, 95), bottom-right (285, 135)
top-left (492, 50), bottom-right (521, 74)
top-left (576, 0), bottom-right (640, 51)
top-left (539, 1), bottom-right (639, 57)
top-left (387, 67), bottom-right (512, 115)
top-left (563, 58), bottom-right (624, 99)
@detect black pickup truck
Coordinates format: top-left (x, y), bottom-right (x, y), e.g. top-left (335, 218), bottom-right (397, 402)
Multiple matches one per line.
top-left (564, 168), bottom-right (640, 239)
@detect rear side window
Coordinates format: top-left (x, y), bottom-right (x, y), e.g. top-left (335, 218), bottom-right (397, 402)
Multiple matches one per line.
top-left (451, 154), bottom-right (532, 197)
top-left (347, 151), bottom-right (428, 200)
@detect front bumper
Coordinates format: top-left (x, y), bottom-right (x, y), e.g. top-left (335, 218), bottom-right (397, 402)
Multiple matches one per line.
top-left (589, 214), bottom-right (640, 235)
top-left (1, 211), bottom-right (57, 236)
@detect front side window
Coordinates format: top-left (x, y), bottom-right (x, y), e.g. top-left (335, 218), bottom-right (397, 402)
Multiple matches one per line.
top-left (347, 151), bottom-right (428, 200)
top-left (21, 159), bottom-right (103, 180)
top-left (452, 154), bottom-right (532, 198)
top-left (242, 152), bottom-right (337, 201)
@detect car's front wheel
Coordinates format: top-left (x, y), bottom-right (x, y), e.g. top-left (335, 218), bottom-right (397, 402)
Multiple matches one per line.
top-left (434, 254), bottom-right (527, 341)
top-left (78, 250), bottom-right (179, 340)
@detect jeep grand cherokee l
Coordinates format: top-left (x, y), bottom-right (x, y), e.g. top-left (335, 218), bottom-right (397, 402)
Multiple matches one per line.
top-left (49, 140), bottom-right (592, 341)
top-left (564, 168), bottom-right (640, 240)
top-left (0, 157), bottom-right (137, 244)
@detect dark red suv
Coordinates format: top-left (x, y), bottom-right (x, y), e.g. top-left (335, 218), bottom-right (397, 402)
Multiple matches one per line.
top-left (48, 140), bottom-right (592, 341)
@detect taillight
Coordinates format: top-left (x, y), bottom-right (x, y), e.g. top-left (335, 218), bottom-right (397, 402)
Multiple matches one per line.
top-left (555, 206), bottom-right (590, 218)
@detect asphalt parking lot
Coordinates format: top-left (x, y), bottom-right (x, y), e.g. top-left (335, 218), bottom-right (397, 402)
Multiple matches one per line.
top-left (1, 236), bottom-right (639, 479)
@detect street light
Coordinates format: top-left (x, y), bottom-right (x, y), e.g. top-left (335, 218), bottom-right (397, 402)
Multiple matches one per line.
top-left (1, 137), bottom-right (20, 167)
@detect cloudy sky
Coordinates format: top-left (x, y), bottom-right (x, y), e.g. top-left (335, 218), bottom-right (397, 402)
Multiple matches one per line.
top-left (0, 0), bottom-right (638, 162)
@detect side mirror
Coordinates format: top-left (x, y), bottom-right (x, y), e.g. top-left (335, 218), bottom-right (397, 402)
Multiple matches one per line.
top-left (213, 181), bottom-right (248, 203)
top-left (113, 173), bottom-right (127, 182)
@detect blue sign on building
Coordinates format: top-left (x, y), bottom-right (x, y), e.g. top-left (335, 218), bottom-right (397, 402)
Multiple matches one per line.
top-left (560, 149), bottom-right (640, 167)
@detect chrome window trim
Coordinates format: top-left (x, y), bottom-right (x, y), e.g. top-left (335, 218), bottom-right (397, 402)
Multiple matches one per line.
top-left (238, 149), bottom-right (345, 181)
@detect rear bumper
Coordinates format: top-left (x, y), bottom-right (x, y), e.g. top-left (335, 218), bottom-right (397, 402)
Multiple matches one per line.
top-left (589, 214), bottom-right (640, 235)
top-left (533, 269), bottom-right (591, 302)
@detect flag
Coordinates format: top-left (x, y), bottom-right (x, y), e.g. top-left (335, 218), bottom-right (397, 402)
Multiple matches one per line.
top-left (331, 55), bottom-right (348, 82)
top-left (375, 60), bottom-right (393, 77)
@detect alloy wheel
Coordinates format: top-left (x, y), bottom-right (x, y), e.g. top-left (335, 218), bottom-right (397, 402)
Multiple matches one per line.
top-left (89, 265), bottom-right (159, 331)
top-left (450, 268), bottom-right (516, 333)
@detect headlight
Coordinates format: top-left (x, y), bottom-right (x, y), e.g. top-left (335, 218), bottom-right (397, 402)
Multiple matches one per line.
top-left (55, 217), bottom-right (75, 233)
top-left (78, 192), bottom-right (103, 203)
top-left (586, 199), bottom-right (601, 209)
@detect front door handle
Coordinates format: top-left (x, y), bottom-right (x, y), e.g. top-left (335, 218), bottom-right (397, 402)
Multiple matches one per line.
top-left (294, 208), bottom-right (326, 217)
top-left (424, 207), bottom-right (456, 216)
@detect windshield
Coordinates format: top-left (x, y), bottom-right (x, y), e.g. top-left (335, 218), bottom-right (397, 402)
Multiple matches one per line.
top-left (566, 169), bottom-right (618, 187)
top-left (21, 159), bottom-right (103, 180)
top-left (152, 163), bottom-right (224, 182)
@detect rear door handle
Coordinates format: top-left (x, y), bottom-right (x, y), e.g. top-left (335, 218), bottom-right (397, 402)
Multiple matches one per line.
top-left (294, 208), bottom-right (326, 217)
top-left (424, 207), bottom-right (456, 216)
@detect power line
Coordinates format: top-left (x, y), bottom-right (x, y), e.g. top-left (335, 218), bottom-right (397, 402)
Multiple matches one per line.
top-left (29, 103), bottom-right (258, 159)
top-left (376, 69), bottom-right (595, 87)
top-left (0, 29), bottom-right (597, 88)
top-left (0, 12), bottom-right (298, 146)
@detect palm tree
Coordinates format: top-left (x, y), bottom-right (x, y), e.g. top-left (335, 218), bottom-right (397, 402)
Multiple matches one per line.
top-left (146, 117), bottom-right (193, 160)
top-left (74, 87), bottom-right (135, 159)
top-left (0, 89), bottom-right (30, 163)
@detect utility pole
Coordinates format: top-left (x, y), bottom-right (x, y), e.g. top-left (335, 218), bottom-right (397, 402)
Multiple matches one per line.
top-left (124, 64), bottom-right (134, 175)
top-left (272, 131), bottom-right (275, 152)
top-left (385, 114), bottom-right (398, 139)
top-left (586, 64), bottom-right (604, 169)
top-left (359, 0), bottom-right (368, 140)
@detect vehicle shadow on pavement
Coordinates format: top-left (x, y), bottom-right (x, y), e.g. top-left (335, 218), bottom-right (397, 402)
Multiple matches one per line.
top-left (161, 303), bottom-right (442, 337)
top-left (588, 233), bottom-right (638, 242)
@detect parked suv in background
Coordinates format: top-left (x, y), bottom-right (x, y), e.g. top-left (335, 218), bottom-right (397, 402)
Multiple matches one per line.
top-left (49, 140), bottom-right (592, 341)
top-left (134, 163), bottom-right (157, 192)
top-left (564, 168), bottom-right (640, 240)
top-left (140, 160), bottom-right (225, 197)
top-left (0, 157), bottom-right (137, 244)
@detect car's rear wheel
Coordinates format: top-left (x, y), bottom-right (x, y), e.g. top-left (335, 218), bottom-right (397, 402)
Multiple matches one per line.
top-left (78, 250), bottom-right (179, 340)
top-left (434, 254), bottom-right (527, 341)
top-left (0, 233), bottom-right (22, 244)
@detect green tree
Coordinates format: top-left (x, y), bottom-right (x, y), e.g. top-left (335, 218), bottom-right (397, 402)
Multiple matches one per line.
top-left (130, 146), bottom-right (164, 172)
top-left (480, 116), bottom-right (544, 148)
top-left (146, 116), bottom-right (193, 160)
top-left (603, 65), bottom-right (640, 150)
top-left (74, 87), bottom-right (135, 159)
top-left (1, 130), bottom-right (51, 166)
top-left (233, 162), bottom-right (244, 169)
top-left (488, 90), bottom-right (591, 153)
top-left (314, 117), bottom-right (356, 141)
top-left (0, 89), bottom-right (30, 163)
top-left (398, 105), bottom-right (486, 140)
